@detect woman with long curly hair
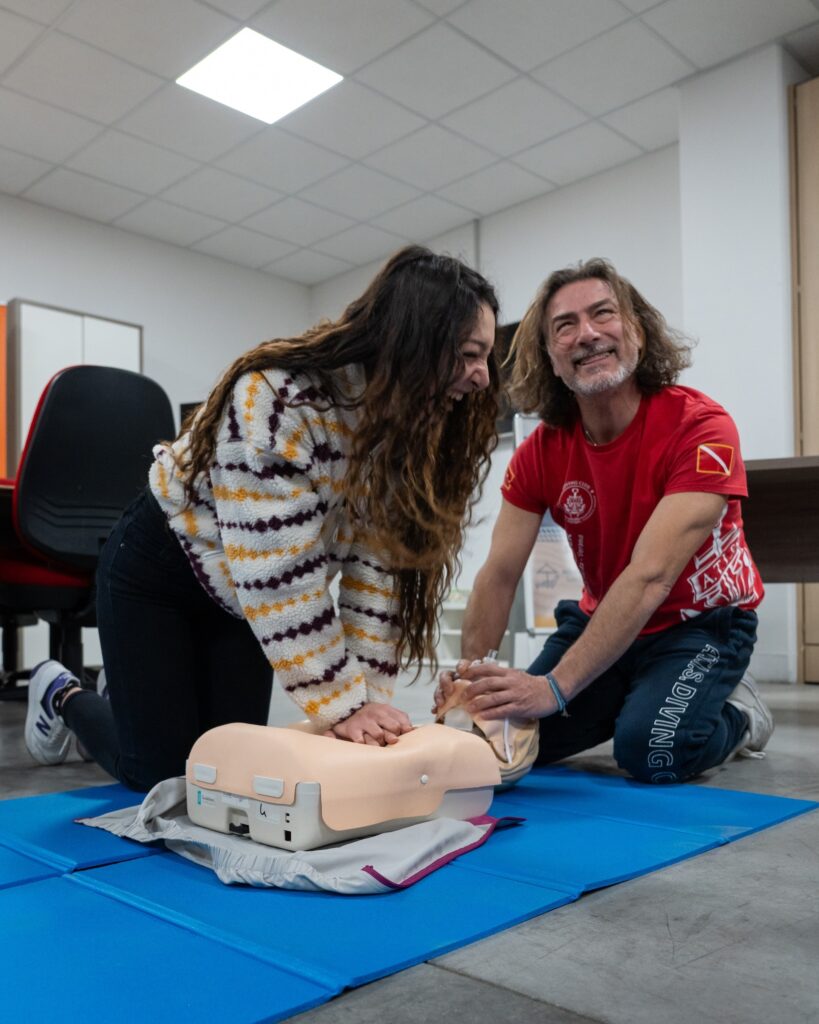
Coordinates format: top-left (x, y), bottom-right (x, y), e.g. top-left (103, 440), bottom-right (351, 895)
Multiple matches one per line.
top-left (26, 246), bottom-right (500, 791)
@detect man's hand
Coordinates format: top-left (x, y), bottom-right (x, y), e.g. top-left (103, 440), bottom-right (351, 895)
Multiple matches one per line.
top-left (456, 662), bottom-right (561, 720)
top-left (432, 661), bottom-right (472, 715)
top-left (324, 702), bottom-right (413, 746)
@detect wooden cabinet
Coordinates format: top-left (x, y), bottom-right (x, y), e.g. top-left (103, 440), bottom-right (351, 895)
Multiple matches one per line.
top-left (791, 77), bottom-right (819, 681)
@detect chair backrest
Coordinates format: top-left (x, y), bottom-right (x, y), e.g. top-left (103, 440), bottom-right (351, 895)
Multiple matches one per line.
top-left (14, 365), bottom-right (176, 571)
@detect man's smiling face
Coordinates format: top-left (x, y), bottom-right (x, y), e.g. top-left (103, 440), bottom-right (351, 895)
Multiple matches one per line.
top-left (544, 278), bottom-right (642, 397)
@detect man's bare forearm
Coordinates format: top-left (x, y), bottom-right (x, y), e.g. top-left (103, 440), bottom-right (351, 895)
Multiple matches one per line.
top-left (460, 567), bottom-right (516, 663)
top-left (550, 566), bottom-right (670, 696)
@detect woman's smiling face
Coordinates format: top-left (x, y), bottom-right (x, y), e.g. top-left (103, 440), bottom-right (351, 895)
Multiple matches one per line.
top-left (446, 301), bottom-right (496, 401)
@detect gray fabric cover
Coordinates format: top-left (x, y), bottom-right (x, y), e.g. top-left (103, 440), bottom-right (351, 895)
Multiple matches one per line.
top-left (78, 778), bottom-right (499, 894)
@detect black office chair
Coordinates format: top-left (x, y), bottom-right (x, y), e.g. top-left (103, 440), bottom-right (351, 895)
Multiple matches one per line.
top-left (0, 365), bottom-right (175, 696)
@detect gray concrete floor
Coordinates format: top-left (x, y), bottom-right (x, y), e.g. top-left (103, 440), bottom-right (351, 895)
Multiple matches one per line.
top-left (2, 680), bottom-right (818, 1023)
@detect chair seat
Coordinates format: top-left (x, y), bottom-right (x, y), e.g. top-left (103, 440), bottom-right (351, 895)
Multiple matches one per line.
top-left (0, 552), bottom-right (91, 588)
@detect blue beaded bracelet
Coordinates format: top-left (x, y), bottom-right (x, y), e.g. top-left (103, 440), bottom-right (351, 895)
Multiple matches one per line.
top-left (545, 672), bottom-right (570, 718)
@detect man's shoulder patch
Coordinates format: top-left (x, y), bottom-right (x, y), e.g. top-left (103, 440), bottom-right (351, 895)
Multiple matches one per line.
top-left (696, 443), bottom-right (734, 476)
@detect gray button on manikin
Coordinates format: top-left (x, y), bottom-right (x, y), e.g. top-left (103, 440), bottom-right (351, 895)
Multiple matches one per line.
top-left (193, 763), bottom-right (217, 784)
top-left (253, 775), bottom-right (285, 798)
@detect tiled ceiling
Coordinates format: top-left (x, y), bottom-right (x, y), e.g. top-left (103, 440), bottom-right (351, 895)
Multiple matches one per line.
top-left (1, 0), bottom-right (819, 286)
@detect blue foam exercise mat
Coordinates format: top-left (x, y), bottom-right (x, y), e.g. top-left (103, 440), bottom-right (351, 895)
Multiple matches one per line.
top-left (1, 770), bottom-right (815, 1024)
top-left (73, 852), bottom-right (573, 990)
top-left (0, 783), bottom-right (161, 872)
top-left (0, 842), bottom-right (59, 890)
top-left (0, 876), bottom-right (333, 1024)
top-left (493, 766), bottom-right (819, 843)
top-left (458, 801), bottom-right (718, 893)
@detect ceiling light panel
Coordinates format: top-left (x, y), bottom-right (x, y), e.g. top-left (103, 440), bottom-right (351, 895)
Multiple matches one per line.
top-left (176, 27), bottom-right (342, 125)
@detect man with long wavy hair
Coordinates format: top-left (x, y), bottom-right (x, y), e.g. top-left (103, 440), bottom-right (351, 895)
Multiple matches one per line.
top-left (435, 259), bottom-right (772, 784)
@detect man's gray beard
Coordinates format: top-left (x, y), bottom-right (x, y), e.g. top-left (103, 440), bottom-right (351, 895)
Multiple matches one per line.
top-left (567, 353), bottom-right (638, 397)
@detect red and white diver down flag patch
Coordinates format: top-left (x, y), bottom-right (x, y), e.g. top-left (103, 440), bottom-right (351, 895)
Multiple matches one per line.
top-left (696, 443), bottom-right (734, 475)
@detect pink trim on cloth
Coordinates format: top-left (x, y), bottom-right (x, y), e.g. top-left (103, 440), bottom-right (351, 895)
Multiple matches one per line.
top-left (361, 815), bottom-right (525, 890)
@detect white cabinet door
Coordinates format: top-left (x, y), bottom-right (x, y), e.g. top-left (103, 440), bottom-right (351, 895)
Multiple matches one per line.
top-left (82, 316), bottom-right (141, 372)
top-left (19, 304), bottom-right (83, 446)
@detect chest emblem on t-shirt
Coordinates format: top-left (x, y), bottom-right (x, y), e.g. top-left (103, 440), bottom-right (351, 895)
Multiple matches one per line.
top-left (558, 480), bottom-right (597, 524)
top-left (696, 443), bottom-right (734, 475)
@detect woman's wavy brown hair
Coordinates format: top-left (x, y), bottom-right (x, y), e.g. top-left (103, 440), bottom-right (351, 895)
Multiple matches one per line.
top-left (508, 258), bottom-right (692, 427)
top-left (179, 245), bottom-right (500, 672)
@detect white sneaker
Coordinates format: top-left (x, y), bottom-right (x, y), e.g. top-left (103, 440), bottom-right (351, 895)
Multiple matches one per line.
top-left (726, 672), bottom-right (774, 759)
top-left (24, 661), bottom-right (78, 766)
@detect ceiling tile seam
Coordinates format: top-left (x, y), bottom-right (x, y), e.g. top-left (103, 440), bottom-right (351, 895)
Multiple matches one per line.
top-left (192, 0), bottom-right (255, 21)
top-left (591, 115), bottom-right (651, 154)
top-left (0, 83), bottom-right (112, 162)
top-left (635, 13), bottom-right (706, 71)
top-left (505, 116), bottom-right (639, 171)
top-left (441, 4), bottom-right (653, 76)
top-left (152, 164), bottom-right (282, 211)
top-left (258, 9), bottom-right (439, 81)
top-left (54, 28), bottom-right (244, 82)
top-left (107, 99), bottom-right (270, 162)
top-left (0, 137), bottom-right (62, 170)
top-left (233, 216), bottom-right (342, 251)
top-left (0, 161), bottom-right (54, 198)
top-left (357, 120), bottom-right (502, 172)
top-left (527, 62), bottom-right (685, 123)
top-left (265, 247), bottom-right (358, 272)
top-left (24, 161), bottom-right (207, 213)
top-left (271, 108), bottom-right (425, 162)
top-left (0, 10), bottom-right (58, 81)
top-left (525, 8), bottom-right (697, 84)
top-left (313, 225), bottom-right (411, 257)
top-left (14, 27), bottom-right (174, 87)
top-left (431, 67), bottom-right (592, 139)
top-left (0, 70), bottom-right (168, 143)
top-left (107, 191), bottom-right (232, 231)
top-left (189, 244), bottom-right (297, 274)
top-left (0, 1), bottom-right (54, 28)
top-left (362, 188), bottom-right (477, 223)
top-left (406, 0), bottom-right (468, 21)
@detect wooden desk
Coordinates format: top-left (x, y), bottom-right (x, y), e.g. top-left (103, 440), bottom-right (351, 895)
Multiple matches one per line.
top-left (743, 456), bottom-right (819, 583)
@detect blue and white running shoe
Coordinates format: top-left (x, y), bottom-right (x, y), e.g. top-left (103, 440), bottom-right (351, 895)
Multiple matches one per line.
top-left (24, 660), bottom-right (78, 766)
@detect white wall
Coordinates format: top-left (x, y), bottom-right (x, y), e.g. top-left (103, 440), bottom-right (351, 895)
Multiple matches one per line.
top-left (0, 194), bottom-right (311, 421)
top-left (1, 193), bottom-right (311, 672)
top-left (679, 45), bottom-right (808, 683)
top-left (310, 145), bottom-right (684, 613)
top-left (679, 45), bottom-right (804, 458)
top-left (481, 145), bottom-right (682, 328)
top-left (309, 221), bottom-right (477, 323)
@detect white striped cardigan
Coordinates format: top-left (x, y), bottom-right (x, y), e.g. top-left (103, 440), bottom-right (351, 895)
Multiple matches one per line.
top-left (149, 365), bottom-right (400, 731)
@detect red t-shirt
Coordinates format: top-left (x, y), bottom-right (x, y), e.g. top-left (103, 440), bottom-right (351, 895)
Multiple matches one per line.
top-left (502, 387), bottom-right (763, 634)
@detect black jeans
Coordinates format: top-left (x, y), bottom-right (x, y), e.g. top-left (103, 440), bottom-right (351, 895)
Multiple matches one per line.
top-left (529, 600), bottom-right (758, 783)
top-left (63, 488), bottom-right (272, 791)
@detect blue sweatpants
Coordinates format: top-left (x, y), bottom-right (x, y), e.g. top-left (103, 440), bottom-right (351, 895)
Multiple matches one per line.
top-left (528, 600), bottom-right (757, 783)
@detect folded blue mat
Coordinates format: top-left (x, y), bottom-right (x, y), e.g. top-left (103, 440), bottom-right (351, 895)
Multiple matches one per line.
top-left (1, 876), bottom-right (332, 1023)
top-left (459, 800), bottom-right (719, 893)
top-left (72, 851), bottom-right (572, 990)
top-left (1, 768), bottom-right (815, 1024)
top-left (495, 765), bottom-right (819, 843)
top-left (0, 842), bottom-right (59, 890)
top-left (0, 783), bottom-right (160, 876)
